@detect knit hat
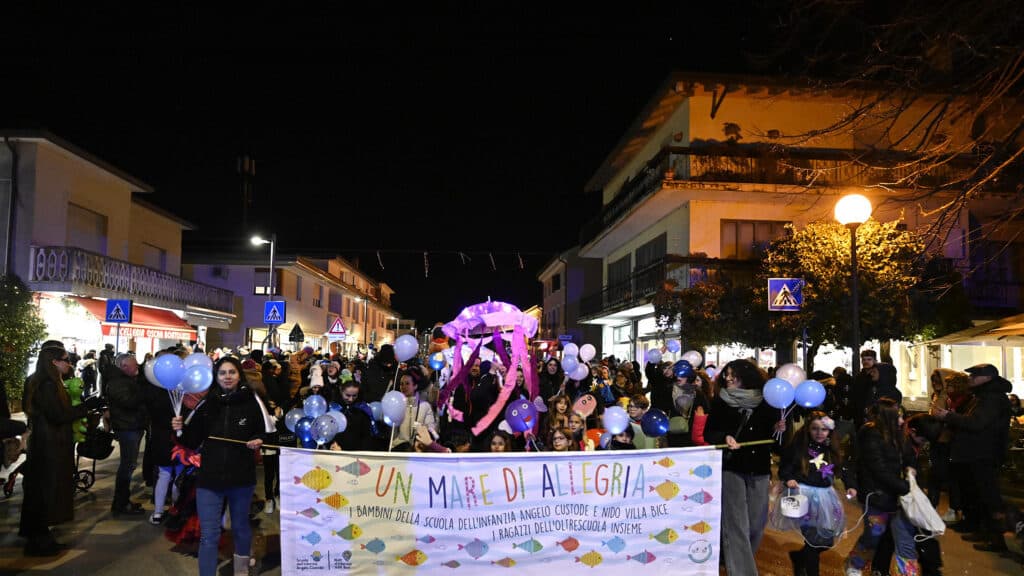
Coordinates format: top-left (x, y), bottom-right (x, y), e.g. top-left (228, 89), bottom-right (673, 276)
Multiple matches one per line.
top-left (241, 359), bottom-right (258, 370)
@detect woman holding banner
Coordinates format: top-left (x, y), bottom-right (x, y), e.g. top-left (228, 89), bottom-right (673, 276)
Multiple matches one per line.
top-left (704, 359), bottom-right (785, 576)
top-left (172, 356), bottom-right (266, 576)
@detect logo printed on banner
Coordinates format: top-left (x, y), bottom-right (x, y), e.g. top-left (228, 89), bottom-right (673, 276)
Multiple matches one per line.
top-left (279, 448), bottom-right (721, 575)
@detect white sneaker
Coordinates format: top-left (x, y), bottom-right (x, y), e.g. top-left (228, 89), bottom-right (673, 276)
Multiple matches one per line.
top-left (941, 509), bottom-right (958, 522)
top-left (263, 499), bottom-right (275, 515)
top-left (845, 568), bottom-right (862, 576)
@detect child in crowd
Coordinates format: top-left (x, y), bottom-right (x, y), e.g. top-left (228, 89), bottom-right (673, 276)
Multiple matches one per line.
top-left (772, 411), bottom-right (856, 576)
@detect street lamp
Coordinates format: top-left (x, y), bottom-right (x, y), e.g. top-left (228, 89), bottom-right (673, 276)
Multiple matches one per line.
top-left (834, 194), bottom-right (872, 377)
top-left (354, 296), bottom-right (368, 354)
top-left (251, 233), bottom-right (276, 349)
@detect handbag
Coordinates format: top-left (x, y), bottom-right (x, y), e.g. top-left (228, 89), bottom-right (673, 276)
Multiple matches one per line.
top-left (898, 474), bottom-right (945, 535)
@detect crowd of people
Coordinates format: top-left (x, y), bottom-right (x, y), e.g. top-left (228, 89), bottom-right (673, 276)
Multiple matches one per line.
top-left (2, 338), bottom-right (1022, 576)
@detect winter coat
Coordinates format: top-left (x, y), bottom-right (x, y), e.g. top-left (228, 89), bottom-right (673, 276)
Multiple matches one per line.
top-left (854, 423), bottom-right (915, 512)
top-left (946, 377), bottom-right (1012, 464)
top-left (778, 440), bottom-right (855, 490)
top-left (105, 366), bottom-right (148, 431)
top-left (361, 359), bottom-right (396, 403)
top-left (538, 369), bottom-right (564, 401)
top-left (181, 384), bottom-right (266, 490)
top-left (22, 374), bottom-right (89, 525)
top-left (144, 384), bottom-right (178, 467)
top-left (871, 363), bottom-right (902, 407)
top-left (703, 396), bottom-right (779, 476)
top-left (335, 402), bottom-right (376, 451)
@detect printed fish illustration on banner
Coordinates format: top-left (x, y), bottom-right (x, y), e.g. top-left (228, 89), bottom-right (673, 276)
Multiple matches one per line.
top-left (279, 447), bottom-right (722, 575)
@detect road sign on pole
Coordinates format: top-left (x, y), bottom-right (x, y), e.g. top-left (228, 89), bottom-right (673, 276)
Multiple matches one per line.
top-left (288, 323), bottom-right (305, 343)
top-left (105, 299), bottom-right (133, 323)
top-left (264, 301), bottom-right (286, 325)
top-left (327, 317), bottom-right (347, 339)
top-left (767, 278), bottom-right (804, 312)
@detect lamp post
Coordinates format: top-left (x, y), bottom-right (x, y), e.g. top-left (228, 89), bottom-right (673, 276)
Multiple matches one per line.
top-left (251, 233), bottom-right (276, 349)
top-left (834, 194), bottom-right (872, 377)
top-left (354, 296), bottom-right (368, 355)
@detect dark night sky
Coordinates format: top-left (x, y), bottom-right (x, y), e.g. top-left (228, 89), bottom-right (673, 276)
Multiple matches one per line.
top-left (4, 3), bottom-right (768, 327)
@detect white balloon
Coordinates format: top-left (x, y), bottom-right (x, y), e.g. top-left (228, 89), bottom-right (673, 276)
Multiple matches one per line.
top-left (682, 350), bottom-right (703, 368)
top-left (579, 343), bottom-right (596, 362)
top-left (144, 360), bottom-right (160, 388)
top-left (563, 343), bottom-right (579, 357)
top-left (394, 334), bottom-right (419, 362)
top-left (776, 363), bottom-right (807, 387)
top-left (381, 390), bottom-right (407, 426)
top-left (571, 363), bottom-right (590, 381)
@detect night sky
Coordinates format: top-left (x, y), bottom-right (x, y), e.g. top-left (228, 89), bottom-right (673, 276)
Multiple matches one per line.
top-left (4, 3), bottom-right (769, 327)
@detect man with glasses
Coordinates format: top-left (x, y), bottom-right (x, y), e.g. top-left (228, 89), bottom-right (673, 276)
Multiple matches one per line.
top-left (106, 353), bottom-right (148, 517)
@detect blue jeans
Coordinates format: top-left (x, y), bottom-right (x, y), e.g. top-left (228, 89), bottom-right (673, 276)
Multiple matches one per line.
top-left (113, 430), bottom-right (142, 508)
top-left (197, 485), bottom-right (255, 576)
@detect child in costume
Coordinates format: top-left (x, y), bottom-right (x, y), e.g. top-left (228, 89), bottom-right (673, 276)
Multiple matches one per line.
top-left (772, 411), bottom-right (856, 576)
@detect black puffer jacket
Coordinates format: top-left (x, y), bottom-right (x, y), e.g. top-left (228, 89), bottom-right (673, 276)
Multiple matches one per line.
top-left (182, 384), bottom-right (266, 490)
top-left (105, 366), bottom-right (148, 431)
top-left (854, 423), bottom-right (915, 512)
top-left (703, 396), bottom-right (780, 475)
top-left (946, 377), bottom-right (1012, 464)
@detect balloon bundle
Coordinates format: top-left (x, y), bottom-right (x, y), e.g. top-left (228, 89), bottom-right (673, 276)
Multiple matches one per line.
top-left (561, 342), bottom-right (596, 381)
top-left (283, 395), bottom-right (350, 449)
top-left (764, 363), bottom-right (827, 441)
top-left (145, 353), bottom-right (215, 436)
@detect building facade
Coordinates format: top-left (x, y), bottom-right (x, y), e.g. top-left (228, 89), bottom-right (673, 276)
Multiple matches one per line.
top-left (185, 255), bottom-right (402, 357)
top-left (536, 248), bottom-right (603, 357)
top-left (0, 131), bottom-right (235, 359)
top-left (577, 73), bottom-right (1022, 396)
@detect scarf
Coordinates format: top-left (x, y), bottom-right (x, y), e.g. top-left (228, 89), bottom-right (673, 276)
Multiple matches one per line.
top-left (718, 387), bottom-right (763, 410)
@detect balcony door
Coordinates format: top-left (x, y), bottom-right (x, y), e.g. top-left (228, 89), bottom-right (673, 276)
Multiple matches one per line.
top-left (66, 203), bottom-right (107, 255)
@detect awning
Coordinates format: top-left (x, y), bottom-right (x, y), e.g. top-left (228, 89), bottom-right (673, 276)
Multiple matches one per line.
top-left (925, 312), bottom-right (1024, 345)
top-left (70, 296), bottom-right (198, 341)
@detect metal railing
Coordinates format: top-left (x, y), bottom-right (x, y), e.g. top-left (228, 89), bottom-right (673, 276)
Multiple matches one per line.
top-left (29, 245), bottom-right (234, 313)
top-left (582, 145), bottom-right (1004, 245)
top-left (579, 255), bottom-right (760, 319)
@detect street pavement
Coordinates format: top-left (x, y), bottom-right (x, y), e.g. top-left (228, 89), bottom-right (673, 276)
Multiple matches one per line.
top-left (1, 440), bottom-right (1022, 575)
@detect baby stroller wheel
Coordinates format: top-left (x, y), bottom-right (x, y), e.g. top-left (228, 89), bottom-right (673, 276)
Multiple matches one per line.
top-left (76, 469), bottom-right (95, 490)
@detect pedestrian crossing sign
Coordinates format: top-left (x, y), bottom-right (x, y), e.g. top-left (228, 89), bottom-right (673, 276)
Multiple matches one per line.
top-left (105, 299), bottom-right (133, 323)
top-left (264, 300), bottom-right (286, 325)
top-left (767, 278), bottom-right (804, 312)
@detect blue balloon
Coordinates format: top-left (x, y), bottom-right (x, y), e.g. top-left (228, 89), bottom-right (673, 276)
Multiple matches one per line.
top-left (285, 408), bottom-right (305, 432)
top-left (153, 354), bottom-right (186, 390)
top-left (599, 432), bottom-right (612, 449)
top-left (561, 355), bottom-right (579, 374)
top-left (300, 437), bottom-right (318, 449)
top-left (504, 398), bottom-right (538, 433)
top-left (673, 359), bottom-right (694, 379)
top-left (329, 402), bottom-right (342, 413)
top-left (641, 408), bottom-right (670, 437)
top-left (428, 352), bottom-right (446, 371)
top-left (666, 339), bottom-right (682, 353)
top-left (382, 391), bottom-right (407, 426)
top-left (304, 395), bottom-right (327, 419)
top-left (795, 380), bottom-right (826, 408)
top-left (764, 377), bottom-right (795, 409)
top-left (645, 349), bottom-right (663, 364)
top-left (181, 365), bottom-right (213, 394)
top-left (295, 416), bottom-right (315, 443)
top-left (369, 401), bottom-right (383, 422)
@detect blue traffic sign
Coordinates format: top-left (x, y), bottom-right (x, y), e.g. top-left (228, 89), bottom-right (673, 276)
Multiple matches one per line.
top-left (264, 300), bottom-right (286, 325)
top-left (767, 278), bottom-right (804, 312)
top-left (105, 299), bottom-right (133, 323)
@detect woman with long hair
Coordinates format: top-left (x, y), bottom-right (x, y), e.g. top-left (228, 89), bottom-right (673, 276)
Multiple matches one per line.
top-left (19, 344), bottom-right (102, 556)
top-left (703, 359), bottom-right (785, 576)
top-left (538, 358), bottom-right (565, 401)
top-left (172, 356), bottom-right (267, 576)
top-left (845, 398), bottom-right (919, 576)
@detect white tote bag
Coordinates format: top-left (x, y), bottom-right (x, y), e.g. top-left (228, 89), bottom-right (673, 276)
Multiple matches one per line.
top-left (898, 474), bottom-right (945, 535)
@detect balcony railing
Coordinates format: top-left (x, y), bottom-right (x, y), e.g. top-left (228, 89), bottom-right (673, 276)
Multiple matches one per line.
top-left (579, 255), bottom-right (759, 319)
top-left (29, 245), bottom-right (234, 313)
top-left (582, 145), bottom-right (1010, 245)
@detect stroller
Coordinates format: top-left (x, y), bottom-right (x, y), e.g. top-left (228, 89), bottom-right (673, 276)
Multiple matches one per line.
top-left (75, 412), bottom-right (115, 492)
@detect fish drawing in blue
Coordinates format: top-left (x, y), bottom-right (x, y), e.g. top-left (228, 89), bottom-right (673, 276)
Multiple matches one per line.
top-left (361, 538), bottom-right (386, 554)
top-left (458, 538), bottom-right (489, 559)
top-left (301, 531), bottom-right (322, 546)
top-left (682, 489), bottom-right (714, 504)
top-left (602, 536), bottom-right (626, 554)
top-left (689, 464), bottom-right (713, 479)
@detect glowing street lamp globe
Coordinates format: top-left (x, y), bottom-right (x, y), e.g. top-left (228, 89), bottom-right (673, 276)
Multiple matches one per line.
top-left (834, 194), bottom-right (872, 226)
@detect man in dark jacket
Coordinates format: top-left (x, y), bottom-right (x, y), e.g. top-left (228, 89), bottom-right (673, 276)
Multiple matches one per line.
top-left (933, 363), bottom-right (1013, 552)
top-left (361, 344), bottom-right (396, 403)
top-left (105, 353), bottom-right (148, 516)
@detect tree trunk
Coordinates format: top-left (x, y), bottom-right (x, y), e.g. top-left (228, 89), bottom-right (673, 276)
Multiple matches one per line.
top-left (879, 340), bottom-right (892, 364)
top-left (805, 341), bottom-right (822, 374)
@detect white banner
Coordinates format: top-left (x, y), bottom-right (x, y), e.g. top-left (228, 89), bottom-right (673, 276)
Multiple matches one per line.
top-left (280, 447), bottom-right (721, 574)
